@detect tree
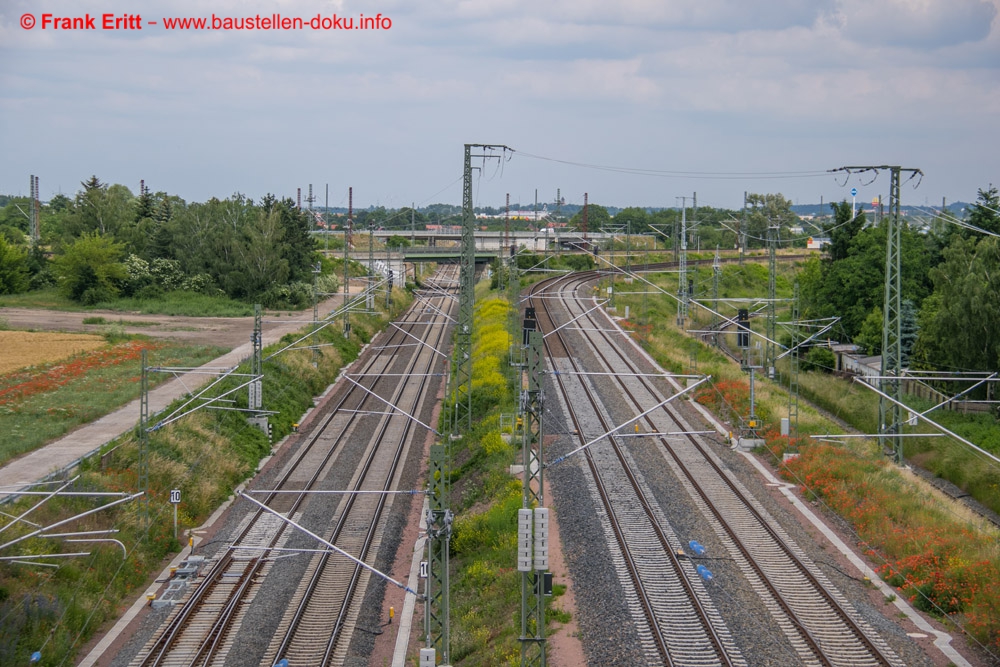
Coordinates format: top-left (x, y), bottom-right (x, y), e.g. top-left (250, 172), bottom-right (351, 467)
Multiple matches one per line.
top-left (802, 346), bottom-right (836, 373)
top-left (48, 193), bottom-right (71, 213)
top-left (854, 308), bottom-right (883, 356)
top-left (899, 299), bottom-right (919, 367)
top-left (853, 300), bottom-right (918, 362)
top-left (0, 197), bottom-right (31, 236)
top-left (68, 177), bottom-right (133, 238)
top-left (386, 235), bottom-right (411, 249)
top-left (614, 207), bottom-right (649, 234)
top-left (0, 235), bottom-right (29, 294)
top-left (825, 201), bottom-right (865, 262)
top-left (801, 219), bottom-right (931, 340)
top-left (745, 193), bottom-right (798, 249)
top-left (912, 236), bottom-right (1000, 376)
top-left (53, 233), bottom-right (127, 303)
top-left (260, 195), bottom-right (314, 283)
top-left (569, 203), bottom-right (611, 234)
top-left (232, 208), bottom-right (290, 298)
top-left (968, 185), bottom-right (1000, 236)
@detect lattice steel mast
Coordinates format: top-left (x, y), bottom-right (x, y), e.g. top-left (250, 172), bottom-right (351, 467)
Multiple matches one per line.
top-left (343, 187), bottom-right (352, 338)
top-left (138, 349), bottom-right (149, 531)
top-left (830, 165), bottom-right (922, 463)
top-left (767, 223), bottom-right (778, 378)
top-left (788, 282), bottom-right (800, 436)
top-left (519, 318), bottom-right (546, 667)
top-left (454, 143), bottom-right (510, 434)
top-left (676, 197), bottom-right (689, 327)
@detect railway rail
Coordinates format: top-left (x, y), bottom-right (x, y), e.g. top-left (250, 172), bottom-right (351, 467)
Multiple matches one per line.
top-left (129, 266), bottom-right (457, 667)
top-left (527, 269), bottom-right (902, 666)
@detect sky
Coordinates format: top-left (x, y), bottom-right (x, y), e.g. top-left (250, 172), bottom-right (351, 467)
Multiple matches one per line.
top-left (1, 0), bottom-right (998, 213)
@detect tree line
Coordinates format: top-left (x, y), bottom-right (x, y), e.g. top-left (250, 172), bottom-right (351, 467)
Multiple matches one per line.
top-left (0, 177), bottom-right (318, 307)
top-left (800, 186), bottom-right (1000, 383)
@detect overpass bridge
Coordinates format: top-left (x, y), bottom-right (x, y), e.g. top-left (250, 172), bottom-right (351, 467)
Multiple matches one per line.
top-left (313, 229), bottom-right (629, 253)
top-left (315, 228), bottom-right (656, 279)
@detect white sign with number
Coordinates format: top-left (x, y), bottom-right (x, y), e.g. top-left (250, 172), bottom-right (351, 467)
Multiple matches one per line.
top-left (170, 489), bottom-right (181, 504)
top-left (420, 561), bottom-right (428, 578)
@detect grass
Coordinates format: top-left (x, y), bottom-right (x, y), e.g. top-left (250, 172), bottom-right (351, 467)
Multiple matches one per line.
top-left (95, 291), bottom-right (254, 317)
top-left (442, 287), bottom-right (573, 666)
top-left (445, 292), bottom-right (523, 665)
top-left (0, 287), bottom-right (254, 317)
top-left (0, 290), bottom-right (411, 666)
top-left (82, 316), bottom-right (155, 327)
top-left (0, 338), bottom-right (227, 466)
top-left (777, 368), bottom-right (1000, 515)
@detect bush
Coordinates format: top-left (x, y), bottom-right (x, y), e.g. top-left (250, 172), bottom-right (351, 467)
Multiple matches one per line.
top-left (559, 254), bottom-right (595, 271)
top-left (180, 273), bottom-right (217, 294)
top-left (53, 233), bottom-right (126, 302)
top-left (802, 346), bottom-right (836, 372)
top-left (150, 258), bottom-right (185, 291)
top-left (260, 281), bottom-right (312, 308)
top-left (0, 235), bottom-right (30, 294)
top-left (122, 254), bottom-right (152, 296)
top-left (81, 286), bottom-right (115, 305)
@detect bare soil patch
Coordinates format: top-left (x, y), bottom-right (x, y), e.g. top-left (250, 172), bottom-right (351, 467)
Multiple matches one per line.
top-left (0, 303), bottom-right (338, 349)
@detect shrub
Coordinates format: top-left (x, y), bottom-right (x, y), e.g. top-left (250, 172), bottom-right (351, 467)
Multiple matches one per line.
top-left (0, 236), bottom-right (29, 295)
top-left (802, 346), bottom-right (836, 372)
top-left (149, 258), bottom-right (184, 291)
top-left (260, 281), bottom-right (312, 308)
top-left (53, 233), bottom-right (126, 302)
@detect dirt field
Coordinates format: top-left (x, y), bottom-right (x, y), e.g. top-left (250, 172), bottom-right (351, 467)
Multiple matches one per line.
top-left (0, 330), bottom-right (108, 374)
top-left (0, 293), bottom-right (350, 352)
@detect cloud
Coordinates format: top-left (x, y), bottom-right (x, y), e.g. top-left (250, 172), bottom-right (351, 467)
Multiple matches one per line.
top-left (399, 0), bottom-right (833, 32)
top-left (833, 0), bottom-right (998, 48)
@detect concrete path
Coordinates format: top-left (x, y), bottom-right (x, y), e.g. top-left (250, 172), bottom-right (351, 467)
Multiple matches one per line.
top-left (0, 297), bottom-right (347, 494)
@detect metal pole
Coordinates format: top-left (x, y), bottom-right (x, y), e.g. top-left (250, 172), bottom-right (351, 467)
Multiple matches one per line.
top-left (828, 165), bottom-right (922, 463)
top-left (520, 327), bottom-right (545, 667)
top-left (712, 247), bottom-right (720, 347)
top-left (344, 187), bottom-right (352, 338)
top-left (740, 191), bottom-right (747, 265)
top-left (676, 198), bottom-right (688, 327)
top-left (880, 167), bottom-right (904, 462)
top-left (767, 224), bottom-right (777, 378)
top-left (425, 444), bottom-right (451, 663)
top-left (139, 349), bottom-right (149, 532)
top-left (456, 144), bottom-right (476, 434)
top-left (789, 282), bottom-right (800, 437)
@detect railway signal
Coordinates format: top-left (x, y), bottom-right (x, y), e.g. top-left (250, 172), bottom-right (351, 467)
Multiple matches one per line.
top-left (736, 309), bottom-right (750, 349)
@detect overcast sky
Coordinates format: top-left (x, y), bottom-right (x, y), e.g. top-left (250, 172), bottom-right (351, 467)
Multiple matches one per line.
top-left (1, 0), bottom-right (998, 212)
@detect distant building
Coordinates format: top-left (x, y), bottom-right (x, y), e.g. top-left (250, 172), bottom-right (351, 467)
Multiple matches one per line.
top-left (476, 206), bottom-right (550, 221)
top-left (807, 237), bottom-right (831, 250)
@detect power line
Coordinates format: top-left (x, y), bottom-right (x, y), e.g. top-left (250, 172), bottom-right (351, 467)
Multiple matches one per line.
top-left (514, 149), bottom-right (831, 180)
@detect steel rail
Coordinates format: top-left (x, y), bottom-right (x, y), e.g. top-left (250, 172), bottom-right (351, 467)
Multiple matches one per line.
top-left (527, 274), bottom-right (736, 666)
top-left (539, 271), bottom-right (897, 667)
top-left (271, 277), bottom-right (454, 665)
top-left (134, 266), bottom-right (457, 667)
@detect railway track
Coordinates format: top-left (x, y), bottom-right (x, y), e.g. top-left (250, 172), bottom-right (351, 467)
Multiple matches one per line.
top-left (130, 266), bottom-right (457, 667)
top-left (528, 270), bottom-right (902, 666)
top-left (529, 276), bottom-right (742, 666)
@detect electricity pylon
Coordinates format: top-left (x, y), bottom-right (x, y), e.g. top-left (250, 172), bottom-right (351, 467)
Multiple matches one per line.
top-left (455, 143), bottom-right (510, 434)
top-left (830, 165), bottom-right (922, 463)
